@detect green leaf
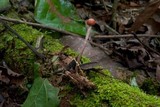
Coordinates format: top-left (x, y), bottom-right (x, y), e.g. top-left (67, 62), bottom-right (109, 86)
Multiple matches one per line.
top-left (0, 0), bottom-right (10, 12)
top-left (22, 77), bottom-right (60, 107)
top-left (33, 62), bottom-right (41, 78)
top-left (34, 0), bottom-right (86, 35)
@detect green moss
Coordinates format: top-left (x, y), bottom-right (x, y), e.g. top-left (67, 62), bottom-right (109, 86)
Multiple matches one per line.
top-left (6, 9), bottom-right (20, 19)
top-left (44, 36), bottom-right (64, 52)
top-left (43, 33), bottom-right (90, 63)
top-left (141, 79), bottom-right (160, 95)
top-left (72, 70), bottom-right (160, 107)
top-left (80, 56), bottom-right (91, 64)
top-left (71, 93), bottom-right (102, 107)
top-left (0, 24), bottom-right (40, 74)
top-left (0, 24), bottom-right (90, 75)
top-left (0, 43), bottom-right (4, 50)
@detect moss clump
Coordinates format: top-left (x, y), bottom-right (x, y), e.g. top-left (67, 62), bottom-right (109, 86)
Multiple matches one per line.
top-left (43, 35), bottom-right (64, 53)
top-left (0, 24), bottom-right (90, 74)
top-left (64, 48), bottom-right (90, 64)
top-left (43, 34), bottom-right (90, 63)
top-left (1, 24), bottom-right (41, 74)
top-left (141, 79), bottom-right (160, 95)
top-left (72, 70), bottom-right (160, 107)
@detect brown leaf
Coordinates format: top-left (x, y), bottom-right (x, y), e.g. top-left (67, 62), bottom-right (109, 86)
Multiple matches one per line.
top-left (129, 0), bottom-right (160, 33)
top-left (152, 8), bottom-right (160, 23)
top-left (0, 70), bottom-right (10, 84)
top-left (61, 35), bottom-right (107, 62)
top-left (3, 61), bottom-right (23, 77)
top-left (114, 46), bottom-right (150, 69)
top-left (145, 18), bottom-right (160, 34)
top-left (130, 2), bottom-right (140, 7)
top-left (0, 63), bottom-right (24, 85)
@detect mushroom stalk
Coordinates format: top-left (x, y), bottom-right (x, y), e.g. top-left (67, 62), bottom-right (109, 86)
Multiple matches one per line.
top-left (77, 26), bottom-right (92, 63)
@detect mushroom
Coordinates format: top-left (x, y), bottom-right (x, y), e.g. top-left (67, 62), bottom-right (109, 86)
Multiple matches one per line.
top-left (77, 18), bottom-right (96, 63)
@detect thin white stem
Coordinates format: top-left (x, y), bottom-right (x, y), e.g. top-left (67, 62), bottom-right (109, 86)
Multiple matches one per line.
top-left (77, 26), bottom-right (92, 63)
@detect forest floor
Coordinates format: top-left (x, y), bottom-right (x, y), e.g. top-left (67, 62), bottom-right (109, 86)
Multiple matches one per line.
top-left (0, 0), bottom-right (160, 107)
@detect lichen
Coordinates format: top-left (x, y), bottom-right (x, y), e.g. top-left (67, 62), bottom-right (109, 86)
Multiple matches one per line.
top-left (72, 70), bottom-right (160, 107)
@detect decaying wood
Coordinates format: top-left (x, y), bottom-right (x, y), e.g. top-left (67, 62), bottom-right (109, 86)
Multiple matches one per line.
top-left (65, 71), bottom-right (96, 90)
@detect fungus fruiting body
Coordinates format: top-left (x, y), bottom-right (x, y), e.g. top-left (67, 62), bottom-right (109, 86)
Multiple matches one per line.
top-left (86, 18), bottom-right (96, 26)
top-left (77, 18), bottom-right (96, 63)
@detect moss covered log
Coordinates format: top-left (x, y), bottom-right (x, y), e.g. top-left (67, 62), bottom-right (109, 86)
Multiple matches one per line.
top-left (72, 70), bottom-right (160, 107)
top-left (0, 24), bottom-right (89, 74)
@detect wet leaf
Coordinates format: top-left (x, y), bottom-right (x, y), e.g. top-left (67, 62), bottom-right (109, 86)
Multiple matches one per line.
top-left (34, 0), bottom-right (86, 35)
top-left (22, 77), bottom-right (60, 107)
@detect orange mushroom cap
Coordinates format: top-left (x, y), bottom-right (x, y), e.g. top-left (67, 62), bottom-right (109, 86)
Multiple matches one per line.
top-left (86, 18), bottom-right (96, 26)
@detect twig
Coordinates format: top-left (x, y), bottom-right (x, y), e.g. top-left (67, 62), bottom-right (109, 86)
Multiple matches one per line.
top-left (35, 35), bottom-right (44, 51)
top-left (93, 34), bottom-right (160, 39)
top-left (0, 19), bottom-right (45, 59)
top-left (101, 0), bottom-right (109, 13)
top-left (104, 24), bottom-right (119, 35)
top-left (132, 33), bottom-right (160, 56)
top-left (111, 0), bottom-right (119, 29)
top-left (0, 16), bottom-right (81, 37)
top-left (89, 40), bottom-right (111, 55)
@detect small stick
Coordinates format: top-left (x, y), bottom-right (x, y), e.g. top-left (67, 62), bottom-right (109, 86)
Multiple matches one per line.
top-left (101, 0), bottom-right (109, 13)
top-left (104, 24), bottom-right (119, 35)
top-left (111, 0), bottom-right (119, 29)
top-left (89, 40), bottom-right (111, 55)
top-left (0, 16), bottom-right (81, 37)
top-left (132, 33), bottom-right (160, 56)
top-left (93, 34), bottom-right (160, 39)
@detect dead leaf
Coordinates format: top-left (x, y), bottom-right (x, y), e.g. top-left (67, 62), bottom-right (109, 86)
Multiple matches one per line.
top-left (61, 35), bottom-right (107, 62)
top-left (0, 62), bottom-right (24, 85)
top-left (0, 69), bottom-right (10, 84)
top-left (145, 18), bottom-right (160, 34)
top-left (129, 0), bottom-right (160, 33)
top-left (130, 2), bottom-right (140, 7)
top-left (113, 45), bottom-right (150, 69)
